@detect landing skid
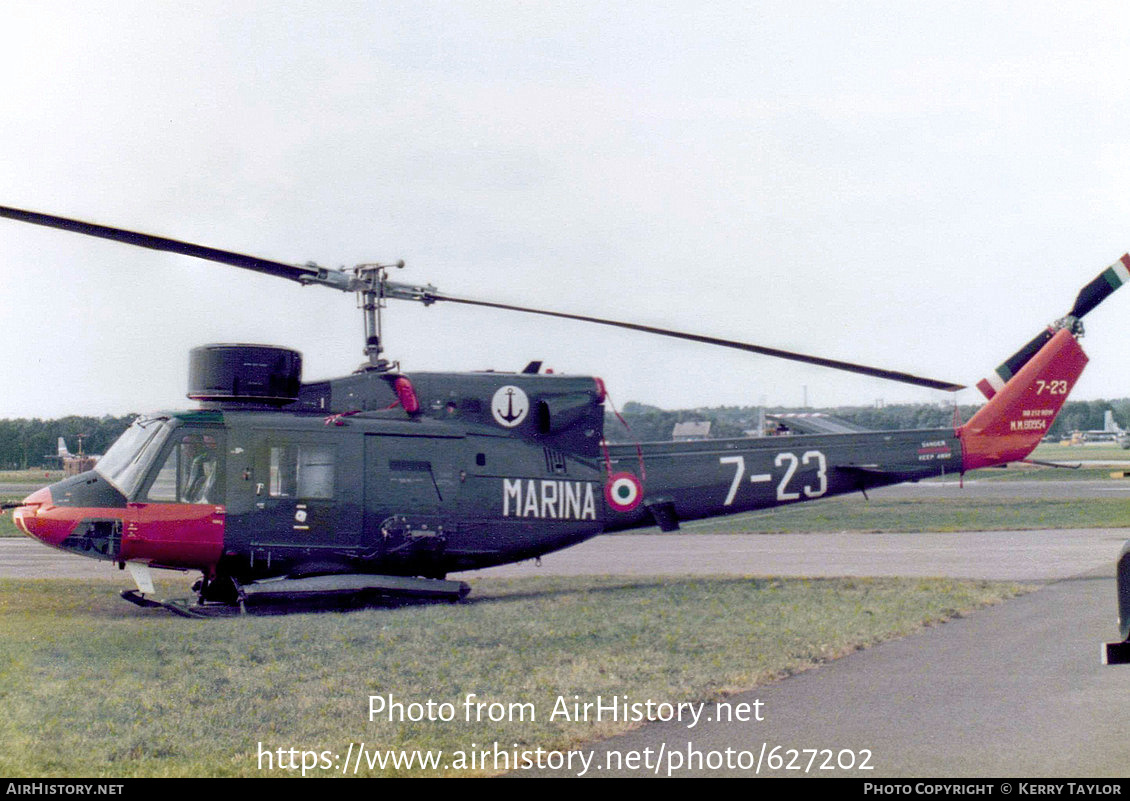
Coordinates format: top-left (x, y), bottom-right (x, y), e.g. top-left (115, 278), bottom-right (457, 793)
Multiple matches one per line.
top-left (1103, 640), bottom-right (1130, 665)
top-left (120, 590), bottom-right (243, 618)
top-left (120, 573), bottom-right (471, 617)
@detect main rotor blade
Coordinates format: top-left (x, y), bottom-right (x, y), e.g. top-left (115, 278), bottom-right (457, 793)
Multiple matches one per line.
top-left (0, 204), bottom-right (968, 391)
top-left (0, 205), bottom-right (319, 284)
top-left (431, 294), bottom-right (965, 391)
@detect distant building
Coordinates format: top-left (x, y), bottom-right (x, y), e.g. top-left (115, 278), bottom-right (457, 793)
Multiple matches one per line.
top-left (672, 421), bottom-right (711, 441)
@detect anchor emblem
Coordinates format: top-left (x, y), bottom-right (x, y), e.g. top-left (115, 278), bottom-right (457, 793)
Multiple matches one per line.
top-left (491, 385), bottom-right (529, 428)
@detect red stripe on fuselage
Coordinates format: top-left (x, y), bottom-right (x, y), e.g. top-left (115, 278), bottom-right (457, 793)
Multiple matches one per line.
top-left (121, 502), bottom-right (225, 571)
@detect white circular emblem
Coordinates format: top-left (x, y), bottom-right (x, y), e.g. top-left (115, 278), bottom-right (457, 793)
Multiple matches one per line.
top-left (605, 472), bottom-right (643, 512)
top-left (491, 385), bottom-right (530, 428)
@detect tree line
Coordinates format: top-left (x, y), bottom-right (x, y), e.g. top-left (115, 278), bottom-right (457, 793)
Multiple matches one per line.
top-left (2, 398), bottom-right (1127, 467)
top-left (0, 415), bottom-right (136, 469)
top-left (606, 399), bottom-right (1130, 443)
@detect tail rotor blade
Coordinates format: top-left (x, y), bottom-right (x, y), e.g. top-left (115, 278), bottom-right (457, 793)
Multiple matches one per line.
top-left (977, 254), bottom-right (1130, 398)
top-left (976, 329), bottom-right (1054, 399)
top-left (1070, 255), bottom-right (1130, 319)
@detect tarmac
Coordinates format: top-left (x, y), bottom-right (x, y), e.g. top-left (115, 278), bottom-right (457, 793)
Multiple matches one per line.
top-left (519, 566), bottom-right (1127, 777)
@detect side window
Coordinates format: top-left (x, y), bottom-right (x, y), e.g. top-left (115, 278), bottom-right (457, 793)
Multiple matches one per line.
top-left (146, 431), bottom-right (222, 504)
top-left (298, 445), bottom-right (335, 498)
top-left (269, 443), bottom-right (335, 499)
top-left (268, 446), bottom-right (296, 497)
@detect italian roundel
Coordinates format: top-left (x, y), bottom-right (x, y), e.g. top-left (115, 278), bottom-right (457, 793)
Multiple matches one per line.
top-left (605, 472), bottom-right (643, 512)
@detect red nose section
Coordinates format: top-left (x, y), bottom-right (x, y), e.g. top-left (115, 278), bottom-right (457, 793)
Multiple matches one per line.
top-left (14, 485), bottom-right (124, 561)
top-left (14, 483), bottom-right (225, 571)
top-left (12, 486), bottom-right (67, 546)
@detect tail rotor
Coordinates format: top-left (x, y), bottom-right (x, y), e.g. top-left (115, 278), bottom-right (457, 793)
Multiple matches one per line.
top-left (976, 255), bottom-right (1130, 399)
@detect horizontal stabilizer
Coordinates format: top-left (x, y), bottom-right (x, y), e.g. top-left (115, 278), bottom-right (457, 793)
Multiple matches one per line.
top-left (834, 465), bottom-right (901, 478)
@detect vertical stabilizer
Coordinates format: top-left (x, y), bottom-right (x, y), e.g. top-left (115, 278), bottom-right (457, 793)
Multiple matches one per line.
top-left (959, 328), bottom-right (1088, 471)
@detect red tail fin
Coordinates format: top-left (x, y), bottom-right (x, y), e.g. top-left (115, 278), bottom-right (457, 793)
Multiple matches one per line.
top-left (959, 328), bottom-right (1088, 471)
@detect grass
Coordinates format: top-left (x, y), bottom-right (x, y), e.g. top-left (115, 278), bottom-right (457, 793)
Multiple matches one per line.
top-left (1, 451), bottom-right (1115, 776)
top-left (1030, 443), bottom-right (1130, 461)
top-left (687, 495), bottom-right (1130, 534)
top-left (0, 469), bottom-right (62, 484)
top-left (963, 466), bottom-right (1119, 481)
top-left (0, 514), bottom-right (20, 538)
top-left (6, 465), bottom-right (1130, 540)
top-left (0, 574), bottom-right (1024, 777)
top-left (1, 470), bottom-right (51, 538)
top-left (8, 492), bottom-right (1127, 541)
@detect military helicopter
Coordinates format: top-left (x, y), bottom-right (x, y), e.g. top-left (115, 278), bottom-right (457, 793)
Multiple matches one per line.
top-left (2, 205), bottom-right (1125, 616)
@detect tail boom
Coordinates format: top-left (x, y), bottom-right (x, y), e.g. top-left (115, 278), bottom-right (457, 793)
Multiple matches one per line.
top-left (959, 328), bottom-right (1088, 471)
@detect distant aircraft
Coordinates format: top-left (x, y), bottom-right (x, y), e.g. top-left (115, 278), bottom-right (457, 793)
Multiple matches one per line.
top-left (1068, 410), bottom-right (1128, 445)
top-left (57, 437), bottom-right (100, 477)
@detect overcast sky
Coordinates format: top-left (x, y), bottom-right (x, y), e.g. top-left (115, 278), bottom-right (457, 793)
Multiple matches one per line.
top-left (3, 2), bottom-right (1130, 419)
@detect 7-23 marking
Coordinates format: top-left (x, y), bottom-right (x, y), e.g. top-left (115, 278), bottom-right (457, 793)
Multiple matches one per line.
top-left (719, 451), bottom-right (827, 505)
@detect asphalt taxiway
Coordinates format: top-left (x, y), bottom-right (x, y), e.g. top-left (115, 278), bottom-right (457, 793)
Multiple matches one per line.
top-left (526, 566), bottom-right (1126, 778)
top-left (476, 524), bottom-right (1129, 778)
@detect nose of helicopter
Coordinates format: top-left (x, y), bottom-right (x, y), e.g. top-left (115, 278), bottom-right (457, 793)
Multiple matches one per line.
top-left (13, 474), bottom-right (223, 569)
top-left (12, 482), bottom-right (129, 562)
top-left (12, 486), bottom-right (65, 547)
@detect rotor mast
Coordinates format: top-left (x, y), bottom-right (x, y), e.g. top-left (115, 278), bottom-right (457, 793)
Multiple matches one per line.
top-left (343, 261), bottom-right (438, 371)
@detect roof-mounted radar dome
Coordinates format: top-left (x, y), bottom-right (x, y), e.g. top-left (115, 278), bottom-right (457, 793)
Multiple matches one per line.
top-left (188, 344), bottom-right (302, 405)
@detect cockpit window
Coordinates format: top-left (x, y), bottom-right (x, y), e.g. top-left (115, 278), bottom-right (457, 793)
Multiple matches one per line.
top-left (94, 417), bottom-right (171, 498)
top-left (146, 432), bottom-right (222, 504)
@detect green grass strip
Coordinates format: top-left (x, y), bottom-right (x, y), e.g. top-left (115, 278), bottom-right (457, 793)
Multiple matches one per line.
top-left (686, 495), bottom-right (1130, 534)
top-left (0, 575), bottom-right (1024, 777)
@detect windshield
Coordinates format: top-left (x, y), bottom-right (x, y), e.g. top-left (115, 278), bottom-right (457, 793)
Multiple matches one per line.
top-left (95, 416), bottom-right (172, 499)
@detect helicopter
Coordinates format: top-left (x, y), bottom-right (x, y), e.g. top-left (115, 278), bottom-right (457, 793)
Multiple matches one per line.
top-left (1, 205), bottom-right (1125, 616)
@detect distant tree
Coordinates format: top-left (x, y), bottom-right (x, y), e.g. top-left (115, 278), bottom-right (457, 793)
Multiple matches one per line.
top-left (0, 415), bottom-right (135, 469)
top-left (603, 398), bottom-right (1130, 443)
